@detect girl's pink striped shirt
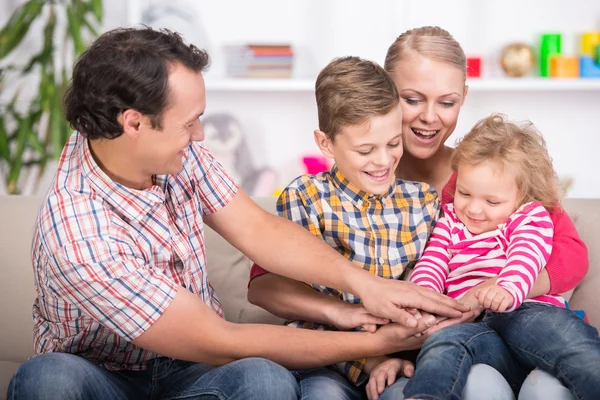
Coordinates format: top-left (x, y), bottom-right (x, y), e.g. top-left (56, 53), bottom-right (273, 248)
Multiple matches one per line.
top-left (410, 202), bottom-right (565, 311)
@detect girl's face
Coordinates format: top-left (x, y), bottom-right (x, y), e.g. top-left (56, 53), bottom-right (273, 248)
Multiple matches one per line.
top-left (391, 53), bottom-right (467, 160)
top-left (454, 160), bottom-right (520, 235)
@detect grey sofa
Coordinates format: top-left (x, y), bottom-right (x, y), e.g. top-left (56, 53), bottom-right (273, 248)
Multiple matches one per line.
top-left (1, 196), bottom-right (599, 399)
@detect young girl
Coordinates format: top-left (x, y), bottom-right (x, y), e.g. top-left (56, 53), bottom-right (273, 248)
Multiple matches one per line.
top-left (404, 114), bottom-right (600, 400)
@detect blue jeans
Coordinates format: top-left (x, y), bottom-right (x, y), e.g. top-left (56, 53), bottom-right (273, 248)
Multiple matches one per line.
top-left (403, 303), bottom-right (600, 400)
top-left (7, 353), bottom-right (298, 399)
top-left (292, 367), bottom-right (362, 400)
top-left (403, 319), bottom-right (527, 400)
top-left (486, 302), bottom-right (600, 400)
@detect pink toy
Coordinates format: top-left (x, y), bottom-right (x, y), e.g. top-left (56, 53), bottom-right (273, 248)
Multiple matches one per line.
top-left (302, 156), bottom-right (328, 175)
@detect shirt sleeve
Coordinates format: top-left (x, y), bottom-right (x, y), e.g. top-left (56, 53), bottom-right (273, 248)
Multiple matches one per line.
top-left (188, 143), bottom-right (238, 216)
top-left (545, 206), bottom-right (589, 294)
top-left (409, 214), bottom-right (452, 293)
top-left (276, 184), bottom-right (324, 238)
top-left (47, 239), bottom-right (178, 341)
top-left (496, 203), bottom-right (554, 311)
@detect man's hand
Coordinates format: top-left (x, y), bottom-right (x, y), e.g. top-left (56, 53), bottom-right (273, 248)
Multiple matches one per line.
top-left (356, 278), bottom-right (470, 327)
top-left (476, 285), bottom-right (513, 312)
top-left (365, 356), bottom-right (414, 400)
top-left (327, 303), bottom-right (390, 333)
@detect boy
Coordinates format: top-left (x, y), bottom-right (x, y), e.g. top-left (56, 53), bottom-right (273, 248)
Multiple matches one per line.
top-left (258, 56), bottom-right (440, 397)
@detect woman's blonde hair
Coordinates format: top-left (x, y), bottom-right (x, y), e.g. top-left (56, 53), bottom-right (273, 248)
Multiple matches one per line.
top-left (384, 26), bottom-right (467, 79)
top-left (451, 114), bottom-right (560, 211)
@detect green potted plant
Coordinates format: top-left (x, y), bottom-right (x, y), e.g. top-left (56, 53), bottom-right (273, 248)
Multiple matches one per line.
top-left (0, 0), bottom-right (102, 194)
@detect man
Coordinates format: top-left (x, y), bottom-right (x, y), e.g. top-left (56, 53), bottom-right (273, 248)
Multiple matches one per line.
top-left (8, 27), bottom-right (469, 399)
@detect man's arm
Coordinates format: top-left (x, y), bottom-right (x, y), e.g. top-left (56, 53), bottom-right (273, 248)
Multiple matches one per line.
top-left (132, 286), bottom-right (429, 368)
top-left (205, 190), bottom-right (470, 326)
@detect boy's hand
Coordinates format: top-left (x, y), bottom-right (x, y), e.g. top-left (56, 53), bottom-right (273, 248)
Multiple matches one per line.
top-left (475, 285), bottom-right (513, 312)
top-left (328, 303), bottom-right (390, 332)
top-left (365, 357), bottom-right (414, 400)
top-left (356, 278), bottom-right (470, 327)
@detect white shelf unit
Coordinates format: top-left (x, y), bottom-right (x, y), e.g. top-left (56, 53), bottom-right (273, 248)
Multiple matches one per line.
top-left (205, 78), bottom-right (600, 92)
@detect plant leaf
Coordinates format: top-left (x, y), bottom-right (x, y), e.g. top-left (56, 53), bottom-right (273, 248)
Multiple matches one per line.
top-left (0, 1), bottom-right (45, 58)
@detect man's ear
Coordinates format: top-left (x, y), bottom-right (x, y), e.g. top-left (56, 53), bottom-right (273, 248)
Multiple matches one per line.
top-left (119, 109), bottom-right (144, 139)
top-left (314, 129), bottom-right (335, 159)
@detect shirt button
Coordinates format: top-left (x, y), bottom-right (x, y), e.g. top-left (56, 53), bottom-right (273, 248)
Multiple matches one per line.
top-left (378, 257), bottom-right (384, 265)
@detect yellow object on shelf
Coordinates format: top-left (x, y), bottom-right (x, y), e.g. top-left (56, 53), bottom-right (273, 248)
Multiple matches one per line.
top-left (581, 32), bottom-right (600, 57)
top-left (550, 56), bottom-right (579, 78)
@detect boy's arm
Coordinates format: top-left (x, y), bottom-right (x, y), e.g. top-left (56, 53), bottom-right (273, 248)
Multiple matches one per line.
top-left (211, 189), bottom-right (469, 326)
top-left (494, 204), bottom-right (554, 311)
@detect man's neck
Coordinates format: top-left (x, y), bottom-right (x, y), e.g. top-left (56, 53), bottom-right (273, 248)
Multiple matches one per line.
top-left (88, 138), bottom-right (153, 190)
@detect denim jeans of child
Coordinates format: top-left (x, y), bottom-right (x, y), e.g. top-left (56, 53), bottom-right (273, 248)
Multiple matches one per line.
top-left (485, 302), bottom-right (600, 400)
top-left (7, 354), bottom-right (298, 399)
top-left (403, 303), bottom-right (600, 400)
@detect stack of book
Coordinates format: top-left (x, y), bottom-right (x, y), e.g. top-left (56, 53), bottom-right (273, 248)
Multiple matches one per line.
top-left (224, 44), bottom-right (294, 78)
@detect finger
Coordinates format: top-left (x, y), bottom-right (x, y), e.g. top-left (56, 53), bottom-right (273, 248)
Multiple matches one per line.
top-left (362, 323), bottom-right (377, 333)
top-left (405, 308), bottom-right (422, 319)
top-left (491, 293), bottom-right (504, 311)
top-left (499, 296), bottom-right (512, 312)
top-left (384, 306), bottom-right (419, 327)
top-left (366, 382), bottom-right (376, 400)
top-left (484, 291), bottom-right (498, 310)
top-left (408, 287), bottom-right (471, 317)
top-left (376, 371), bottom-right (387, 394)
top-left (361, 313), bottom-right (391, 326)
top-left (402, 361), bottom-right (415, 378)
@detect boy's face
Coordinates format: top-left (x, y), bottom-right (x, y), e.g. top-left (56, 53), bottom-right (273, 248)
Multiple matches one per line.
top-left (316, 104), bottom-right (404, 195)
top-left (454, 160), bottom-right (520, 235)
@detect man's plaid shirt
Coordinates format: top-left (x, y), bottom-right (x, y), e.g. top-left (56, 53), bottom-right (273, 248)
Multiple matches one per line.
top-left (277, 165), bottom-right (439, 385)
top-left (31, 132), bottom-right (237, 371)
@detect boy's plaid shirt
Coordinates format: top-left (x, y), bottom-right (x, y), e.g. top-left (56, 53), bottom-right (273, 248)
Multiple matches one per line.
top-left (277, 165), bottom-right (439, 385)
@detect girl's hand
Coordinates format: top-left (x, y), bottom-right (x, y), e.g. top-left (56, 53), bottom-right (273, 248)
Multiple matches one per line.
top-left (365, 357), bottom-right (414, 400)
top-left (476, 285), bottom-right (513, 312)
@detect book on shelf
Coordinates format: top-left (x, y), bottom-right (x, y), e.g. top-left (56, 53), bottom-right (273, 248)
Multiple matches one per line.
top-left (224, 43), bottom-right (294, 79)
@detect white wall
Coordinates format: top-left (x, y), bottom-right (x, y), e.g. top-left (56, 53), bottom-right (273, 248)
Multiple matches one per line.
top-left (3, 0), bottom-right (600, 197)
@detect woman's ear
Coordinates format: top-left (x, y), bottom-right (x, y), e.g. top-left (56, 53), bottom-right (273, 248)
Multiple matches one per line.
top-left (462, 85), bottom-right (469, 106)
top-left (314, 129), bottom-right (335, 159)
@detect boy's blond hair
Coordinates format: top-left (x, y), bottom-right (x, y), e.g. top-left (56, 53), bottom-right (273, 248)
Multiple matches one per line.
top-left (452, 113), bottom-right (560, 211)
top-left (315, 56), bottom-right (399, 141)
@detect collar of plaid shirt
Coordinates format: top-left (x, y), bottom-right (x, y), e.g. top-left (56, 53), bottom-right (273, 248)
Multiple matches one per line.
top-left (329, 164), bottom-right (398, 208)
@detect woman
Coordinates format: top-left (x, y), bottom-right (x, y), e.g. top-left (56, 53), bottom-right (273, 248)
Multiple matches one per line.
top-left (248, 26), bottom-right (589, 400)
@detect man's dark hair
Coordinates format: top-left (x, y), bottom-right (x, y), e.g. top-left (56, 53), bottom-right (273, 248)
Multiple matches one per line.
top-left (64, 27), bottom-right (210, 139)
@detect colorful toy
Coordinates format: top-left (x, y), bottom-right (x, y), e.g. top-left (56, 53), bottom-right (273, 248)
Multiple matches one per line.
top-left (550, 56), bottom-right (579, 78)
top-left (302, 155), bottom-right (329, 175)
top-left (500, 43), bottom-right (535, 77)
top-left (596, 44), bottom-right (600, 65)
top-left (580, 32), bottom-right (600, 57)
top-left (466, 57), bottom-right (482, 78)
top-left (540, 33), bottom-right (562, 77)
top-left (580, 56), bottom-right (600, 78)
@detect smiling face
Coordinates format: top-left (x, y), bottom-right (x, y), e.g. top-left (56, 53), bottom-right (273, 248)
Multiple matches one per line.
top-left (454, 160), bottom-right (520, 235)
top-left (135, 63), bottom-right (207, 176)
top-left (391, 53), bottom-right (467, 161)
top-left (315, 104), bottom-right (404, 195)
